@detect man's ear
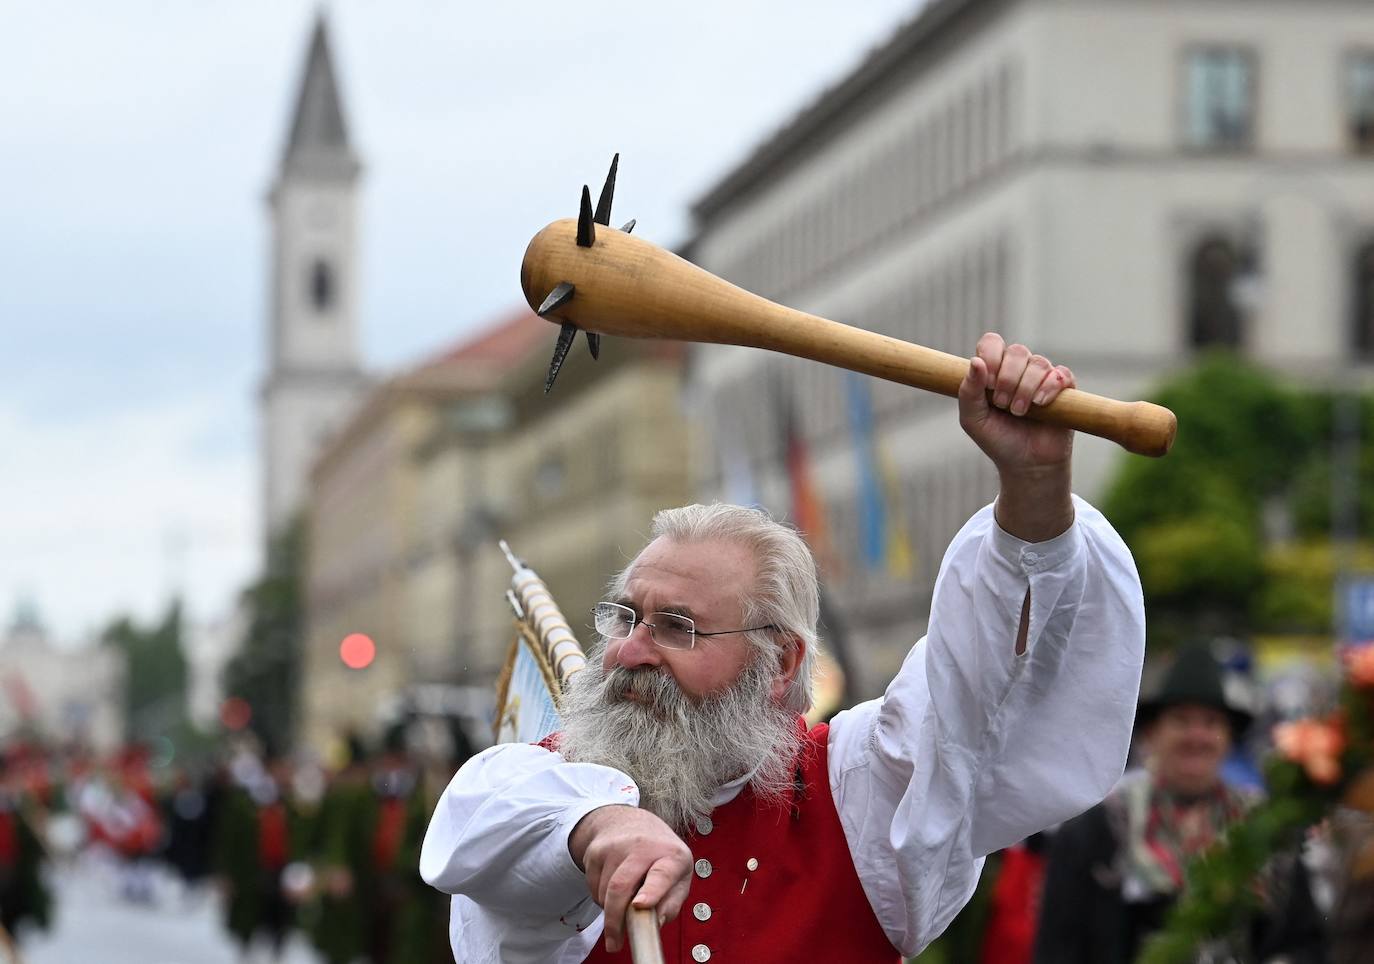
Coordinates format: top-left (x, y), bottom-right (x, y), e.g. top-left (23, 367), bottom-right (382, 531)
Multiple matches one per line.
top-left (769, 633), bottom-right (805, 704)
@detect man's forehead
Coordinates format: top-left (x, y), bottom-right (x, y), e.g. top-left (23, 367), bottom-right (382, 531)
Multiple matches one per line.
top-left (624, 536), bottom-right (756, 610)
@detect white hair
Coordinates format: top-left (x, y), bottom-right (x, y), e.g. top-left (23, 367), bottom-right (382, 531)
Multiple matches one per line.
top-left (610, 502), bottom-right (820, 715)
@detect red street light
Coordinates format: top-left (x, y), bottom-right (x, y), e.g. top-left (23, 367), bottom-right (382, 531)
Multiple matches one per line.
top-left (220, 697), bottom-right (252, 731)
top-left (339, 633), bottom-right (376, 670)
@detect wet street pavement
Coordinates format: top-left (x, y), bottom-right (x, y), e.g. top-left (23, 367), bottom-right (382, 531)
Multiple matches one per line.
top-left (19, 856), bottom-right (322, 964)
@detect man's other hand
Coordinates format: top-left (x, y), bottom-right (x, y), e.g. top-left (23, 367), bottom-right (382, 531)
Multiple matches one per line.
top-left (570, 804), bottom-right (693, 954)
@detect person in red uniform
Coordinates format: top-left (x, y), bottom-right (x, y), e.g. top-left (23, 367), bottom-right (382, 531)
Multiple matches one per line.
top-left (422, 336), bottom-right (1148, 962)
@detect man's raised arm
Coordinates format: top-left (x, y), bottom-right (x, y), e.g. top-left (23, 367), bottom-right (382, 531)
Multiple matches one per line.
top-left (826, 335), bottom-right (1145, 956)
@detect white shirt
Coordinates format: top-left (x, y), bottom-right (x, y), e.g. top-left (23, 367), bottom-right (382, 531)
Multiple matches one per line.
top-left (420, 496), bottom-right (1145, 962)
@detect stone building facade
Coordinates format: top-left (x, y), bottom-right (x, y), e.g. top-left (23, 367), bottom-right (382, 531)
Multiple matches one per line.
top-left (685, 0), bottom-right (1374, 694)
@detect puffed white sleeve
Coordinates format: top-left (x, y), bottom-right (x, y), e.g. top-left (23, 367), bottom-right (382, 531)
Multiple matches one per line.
top-left (420, 740), bottom-right (638, 958)
top-left (826, 495), bottom-right (1145, 957)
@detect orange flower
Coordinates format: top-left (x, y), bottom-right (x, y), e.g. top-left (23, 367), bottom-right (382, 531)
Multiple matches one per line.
top-left (1345, 644), bottom-right (1374, 688)
top-left (1273, 718), bottom-right (1346, 786)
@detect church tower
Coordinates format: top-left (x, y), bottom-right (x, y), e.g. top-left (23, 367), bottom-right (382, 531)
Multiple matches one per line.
top-left (260, 14), bottom-right (370, 542)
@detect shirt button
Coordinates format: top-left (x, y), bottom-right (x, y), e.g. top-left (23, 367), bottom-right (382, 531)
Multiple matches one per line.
top-left (745, 857), bottom-right (759, 872)
top-left (694, 858), bottom-right (712, 879)
top-left (692, 945), bottom-right (712, 962)
top-left (693, 902), bottom-right (712, 922)
top-left (694, 816), bottom-right (713, 836)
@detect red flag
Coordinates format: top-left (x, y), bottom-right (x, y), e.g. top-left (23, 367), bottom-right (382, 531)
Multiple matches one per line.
top-left (776, 373), bottom-right (835, 574)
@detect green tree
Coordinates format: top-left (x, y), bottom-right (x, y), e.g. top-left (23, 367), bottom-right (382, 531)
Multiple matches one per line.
top-left (103, 598), bottom-right (190, 743)
top-left (224, 517), bottom-right (305, 752)
top-left (1101, 353), bottom-right (1374, 643)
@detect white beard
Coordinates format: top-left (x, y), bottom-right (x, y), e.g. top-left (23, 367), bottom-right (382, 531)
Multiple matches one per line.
top-left (557, 647), bottom-right (804, 834)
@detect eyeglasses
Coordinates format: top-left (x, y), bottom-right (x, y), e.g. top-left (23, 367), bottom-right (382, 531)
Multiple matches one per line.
top-left (591, 601), bottom-right (779, 652)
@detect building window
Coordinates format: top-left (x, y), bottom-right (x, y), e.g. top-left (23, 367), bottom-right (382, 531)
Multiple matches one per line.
top-left (1003, 60), bottom-right (1022, 156)
top-left (950, 96), bottom-right (967, 190)
top-left (1188, 235), bottom-right (1253, 349)
top-left (944, 102), bottom-right (959, 197)
top-left (962, 87), bottom-right (978, 184)
top-left (1353, 238), bottom-right (1374, 358)
top-left (1346, 51), bottom-right (1374, 154)
top-left (309, 259), bottom-right (334, 313)
top-left (992, 235), bottom-right (1009, 334)
top-left (1184, 47), bottom-right (1255, 150)
top-left (915, 121), bottom-right (933, 210)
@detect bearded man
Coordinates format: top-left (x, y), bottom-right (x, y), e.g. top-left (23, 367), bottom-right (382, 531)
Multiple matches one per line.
top-left (420, 334), bottom-right (1146, 962)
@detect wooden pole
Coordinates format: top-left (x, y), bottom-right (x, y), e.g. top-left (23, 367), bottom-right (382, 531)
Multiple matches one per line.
top-left (626, 906), bottom-right (665, 964)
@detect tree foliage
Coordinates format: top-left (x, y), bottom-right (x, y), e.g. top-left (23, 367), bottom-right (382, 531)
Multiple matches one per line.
top-left (223, 517), bottom-right (305, 753)
top-left (102, 598), bottom-right (189, 743)
top-left (1101, 353), bottom-right (1374, 642)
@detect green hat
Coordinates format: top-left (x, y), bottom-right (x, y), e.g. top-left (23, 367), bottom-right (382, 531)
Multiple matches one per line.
top-left (1137, 643), bottom-right (1253, 738)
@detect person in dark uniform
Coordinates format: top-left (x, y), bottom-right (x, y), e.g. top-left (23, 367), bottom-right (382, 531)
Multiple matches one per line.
top-left (162, 765), bottom-right (217, 893)
top-left (215, 748), bottom-right (315, 961)
top-left (0, 749), bottom-right (51, 946)
top-left (310, 733), bottom-right (374, 964)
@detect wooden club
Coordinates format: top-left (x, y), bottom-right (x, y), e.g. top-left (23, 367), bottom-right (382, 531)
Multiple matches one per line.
top-left (521, 160), bottom-right (1176, 458)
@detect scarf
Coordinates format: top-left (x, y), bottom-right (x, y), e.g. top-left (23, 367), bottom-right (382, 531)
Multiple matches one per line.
top-left (1118, 770), bottom-right (1249, 900)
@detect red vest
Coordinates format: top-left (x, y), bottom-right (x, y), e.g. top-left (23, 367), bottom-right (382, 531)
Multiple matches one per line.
top-left (582, 722), bottom-right (899, 964)
top-left (257, 801), bottom-right (289, 871)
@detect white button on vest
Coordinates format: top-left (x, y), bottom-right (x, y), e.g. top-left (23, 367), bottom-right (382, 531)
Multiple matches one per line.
top-left (694, 858), bottom-right (712, 879)
top-left (692, 944), bottom-right (712, 962)
top-left (693, 902), bottom-right (712, 922)
top-left (745, 857), bottom-right (759, 872)
top-left (694, 816), bottom-right (713, 836)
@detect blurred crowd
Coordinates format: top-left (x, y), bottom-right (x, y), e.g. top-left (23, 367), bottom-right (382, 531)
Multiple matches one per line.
top-left (919, 642), bottom-right (1370, 964)
top-left (0, 717), bottom-right (476, 964)
top-left (3, 643), bottom-right (1371, 963)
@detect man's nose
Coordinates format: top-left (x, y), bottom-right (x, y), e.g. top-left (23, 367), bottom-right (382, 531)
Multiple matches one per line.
top-left (1186, 722), bottom-right (1220, 742)
top-left (613, 619), bottom-right (662, 670)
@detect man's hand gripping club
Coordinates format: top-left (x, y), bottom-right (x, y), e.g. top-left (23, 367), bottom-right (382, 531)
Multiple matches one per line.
top-left (959, 332), bottom-right (1077, 544)
top-left (570, 804), bottom-right (692, 954)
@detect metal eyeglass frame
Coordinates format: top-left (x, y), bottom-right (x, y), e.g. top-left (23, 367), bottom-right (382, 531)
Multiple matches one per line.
top-left (591, 601), bottom-right (779, 651)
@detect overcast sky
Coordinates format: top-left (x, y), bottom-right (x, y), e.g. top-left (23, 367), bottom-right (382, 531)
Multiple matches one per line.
top-left (1, 1), bottom-right (925, 644)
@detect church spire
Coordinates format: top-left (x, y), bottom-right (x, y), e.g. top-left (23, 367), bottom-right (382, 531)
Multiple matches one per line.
top-left (9, 595), bottom-right (43, 635)
top-left (281, 13), bottom-right (359, 177)
top-left (261, 11), bottom-right (369, 541)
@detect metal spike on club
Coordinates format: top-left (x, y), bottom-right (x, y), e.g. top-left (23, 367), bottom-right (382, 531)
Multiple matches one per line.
top-left (543, 323), bottom-right (578, 394)
top-left (593, 153), bottom-right (618, 226)
top-left (576, 186), bottom-right (595, 247)
top-left (536, 282), bottom-right (574, 317)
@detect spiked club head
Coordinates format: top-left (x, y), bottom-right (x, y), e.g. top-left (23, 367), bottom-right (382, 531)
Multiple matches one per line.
top-left (529, 154), bottom-right (634, 392)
